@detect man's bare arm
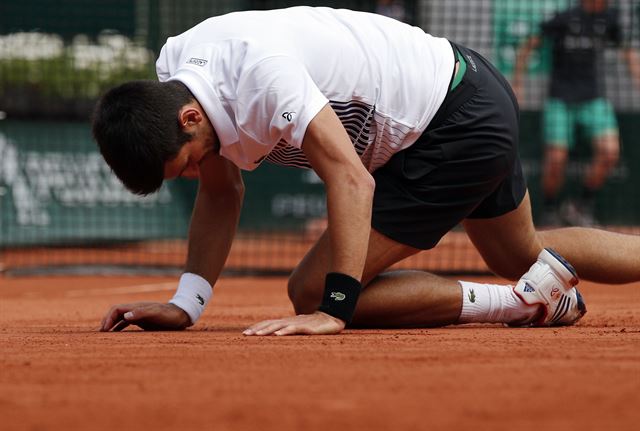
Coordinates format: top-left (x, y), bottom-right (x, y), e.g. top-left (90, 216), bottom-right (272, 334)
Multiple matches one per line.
top-left (185, 153), bottom-right (244, 283)
top-left (243, 103), bottom-right (375, 336)
top-left (100, 153), bottom-right (243, 331)
top-left (301, 104), bottom-right (375, 281)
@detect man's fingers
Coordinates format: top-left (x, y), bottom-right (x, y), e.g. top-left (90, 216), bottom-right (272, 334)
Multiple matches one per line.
top-left (100, 305), bottom-right (119, 331)
top-left (121, 304), bottom-right (188, 331)
top-left (100, 304), bottom-right (149, 331)
top-left (245, 313), bottom-right (345, 336)
top-left (99, 302), bottom-right (182, 332)
top-left (111, 311), bottom-right (140, 332)
top-left (256, 322), bottom-right (291, 335)
top-left (121, 306), bottom-right (156, 324)
top-left (244, 320), bottom-right (292, 336)
top-left (243, 319), bottom-right (280, 335)
top-left (274, 325), bottom-right (308, 336)
top-left (111, 319), bottom-right (131, 332)
top-left (244, 315), bottom-right (335, 336)
top-left (101, 305), bottom-right (133, 331)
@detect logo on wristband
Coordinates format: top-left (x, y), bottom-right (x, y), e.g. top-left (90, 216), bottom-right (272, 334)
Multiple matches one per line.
top-left (330, 292), bottom-right (346, 301)
top-left (195, 294), bottom-right (205, 306)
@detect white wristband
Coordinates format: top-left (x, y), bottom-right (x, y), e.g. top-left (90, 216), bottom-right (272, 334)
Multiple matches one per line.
top-left (169, 273), bottom-right (212, 325)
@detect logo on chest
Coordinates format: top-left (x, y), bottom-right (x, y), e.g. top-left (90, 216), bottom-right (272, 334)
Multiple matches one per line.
top-left (187, 58), bottom-right (208, 66)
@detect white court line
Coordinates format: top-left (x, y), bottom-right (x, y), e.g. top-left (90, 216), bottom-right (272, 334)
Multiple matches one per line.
top-left (65, 282), bottom-right (177, 297)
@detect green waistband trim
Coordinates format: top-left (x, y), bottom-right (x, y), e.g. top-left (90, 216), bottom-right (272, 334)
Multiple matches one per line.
top-left (450, 49), bottom-right (466, 91)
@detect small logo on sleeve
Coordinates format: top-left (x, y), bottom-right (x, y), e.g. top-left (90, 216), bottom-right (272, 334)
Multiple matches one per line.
top-left (187, 58), bottom-right (208, 67)
top-left (195, 294), bottom-right (205, 306)
top-left (330, 292), bottom-right (346, 301)
top-left (282, 111), bottom-right (296, 122)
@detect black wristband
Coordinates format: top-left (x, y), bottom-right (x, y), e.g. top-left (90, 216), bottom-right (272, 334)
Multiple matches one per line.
top-left (317, 272), bottom-right (362, 325)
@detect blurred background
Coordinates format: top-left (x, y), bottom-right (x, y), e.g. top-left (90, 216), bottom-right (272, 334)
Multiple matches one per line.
top-left (1, 0), bottom-right (639, 276)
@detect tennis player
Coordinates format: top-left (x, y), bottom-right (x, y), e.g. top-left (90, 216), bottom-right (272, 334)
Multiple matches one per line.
top-left (93, 7), bottom-right (640, 335)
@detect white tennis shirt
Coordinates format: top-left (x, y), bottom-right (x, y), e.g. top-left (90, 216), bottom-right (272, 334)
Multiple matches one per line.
top-left (156, 6), bottom-right (454, 172)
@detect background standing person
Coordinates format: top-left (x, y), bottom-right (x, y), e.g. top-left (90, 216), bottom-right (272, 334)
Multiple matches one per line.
top-left (513, 0), bottom-right (640, 226)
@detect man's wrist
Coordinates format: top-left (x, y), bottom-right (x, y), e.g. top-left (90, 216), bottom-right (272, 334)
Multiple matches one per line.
top-left (315, 310), bottom-right (348, 327)
top-left (166, 303), bottom-right (193, 328)
top-left (168, 272), bottom-right (212, 325)
top-left (317, 272), bottom-right (362, 325)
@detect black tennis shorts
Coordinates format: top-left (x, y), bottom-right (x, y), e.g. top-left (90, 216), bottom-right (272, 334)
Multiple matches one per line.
top-left (371, 42), bottom-right (526, 250)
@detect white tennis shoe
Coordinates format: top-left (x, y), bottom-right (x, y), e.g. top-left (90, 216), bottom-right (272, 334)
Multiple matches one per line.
top-left (512, 248), bottom-right (586, 327)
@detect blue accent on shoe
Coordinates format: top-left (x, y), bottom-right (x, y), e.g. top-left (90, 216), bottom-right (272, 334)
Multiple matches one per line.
top-left (575, 288), bottom-right (587, 316)
top-left (544, 247), bottom-right (578, 278)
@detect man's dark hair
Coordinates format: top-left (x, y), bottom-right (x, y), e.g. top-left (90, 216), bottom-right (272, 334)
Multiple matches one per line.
top-left (92, 80), bottom-right (194, 195)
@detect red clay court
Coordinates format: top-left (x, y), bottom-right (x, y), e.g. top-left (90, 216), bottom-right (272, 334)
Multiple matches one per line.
top-left (2, 1), bottom-right (640, 430)
top-left (1, 274), bottom-right (639, 431)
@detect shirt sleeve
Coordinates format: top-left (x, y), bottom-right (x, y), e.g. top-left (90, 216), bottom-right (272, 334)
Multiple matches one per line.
top-left (156, 44), bottom-right (172, 82)
top-left (235, 55), bottom-right (329, 151)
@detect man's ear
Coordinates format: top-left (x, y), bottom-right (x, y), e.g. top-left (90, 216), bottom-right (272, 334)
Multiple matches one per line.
top-left (178, 103), bottom-right (203, 130)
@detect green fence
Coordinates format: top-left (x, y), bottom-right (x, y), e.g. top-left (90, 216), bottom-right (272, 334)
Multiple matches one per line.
top-left (1, 0), bottom-right (639, 273)
top-left (0, 119), bottom-right (329, 246)
top-left (0, 120), bottom-right (188, 246)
